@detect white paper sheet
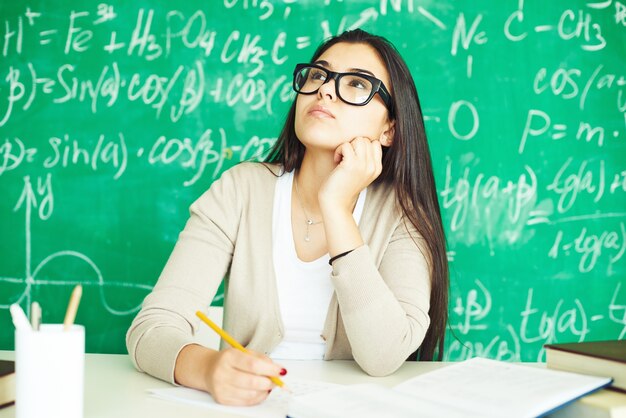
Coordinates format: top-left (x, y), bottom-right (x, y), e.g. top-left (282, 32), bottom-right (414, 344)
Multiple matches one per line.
top-left (393, 357), bottom-right (612, 418)
top-left (148, 377), bottom-right (339, 418)
top-left (287, 383), bottom-right (471, 418)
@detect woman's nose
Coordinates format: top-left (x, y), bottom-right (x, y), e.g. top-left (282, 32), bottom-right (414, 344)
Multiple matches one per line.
top-left (317, 78), bottom-right (337, 102)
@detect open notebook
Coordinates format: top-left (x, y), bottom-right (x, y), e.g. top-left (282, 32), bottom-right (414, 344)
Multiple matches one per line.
top-left (288, 358), bottom-right (612, 418)
top-left (149, 357), bottom-right (612, 418)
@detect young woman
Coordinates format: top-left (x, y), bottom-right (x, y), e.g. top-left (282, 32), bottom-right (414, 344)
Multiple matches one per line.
top-left (127, 29), bottom-right (448, 406)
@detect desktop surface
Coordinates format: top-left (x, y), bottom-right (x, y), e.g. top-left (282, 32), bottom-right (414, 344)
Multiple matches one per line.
top-left (0, 351), bottom-right (445, 418)
top-left (1, 351), bottom-right (609, 418)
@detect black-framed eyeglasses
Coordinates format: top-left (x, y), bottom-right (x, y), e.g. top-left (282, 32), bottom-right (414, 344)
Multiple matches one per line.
top-left (292, 63), bottom-right (394, 114)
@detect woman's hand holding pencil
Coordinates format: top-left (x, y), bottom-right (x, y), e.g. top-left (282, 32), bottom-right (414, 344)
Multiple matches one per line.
top-left (204, 347), bottom-right (287, 405)
top-left (173, 311), bottom-right (288, 406)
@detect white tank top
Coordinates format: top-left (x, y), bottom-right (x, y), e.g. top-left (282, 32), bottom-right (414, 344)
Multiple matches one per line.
top-left (270, 170), bottom-right (366, 360)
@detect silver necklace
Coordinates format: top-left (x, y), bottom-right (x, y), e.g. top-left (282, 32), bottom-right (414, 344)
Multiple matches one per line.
top-left (293, 174), bottom-right (323, 242)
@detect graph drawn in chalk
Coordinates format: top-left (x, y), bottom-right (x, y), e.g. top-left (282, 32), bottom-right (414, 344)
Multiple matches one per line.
top-left (0, 174), bottom-right (153, 316)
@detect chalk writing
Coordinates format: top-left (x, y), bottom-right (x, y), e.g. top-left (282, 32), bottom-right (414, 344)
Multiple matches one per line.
top-left (532, 65), bottom-right (626, 112)
top-left (446, 279), bottom-right (626, 362)
top-left (609, 283), bottom-right (626, 339)
top-left (447, 279), bottom-right (521, 361)
top-left (547, 157), bottom-right (605, 213)
top-left (451, 279), bottom-right (491, 334)
top-left (0, 176), bottom-right (152, 315)
top-left (519, 109), bottom-right (621, 154)
top-left (549, 223), bottom-right (626, 274)
top-left (440, 158), bottom-right (537, 252)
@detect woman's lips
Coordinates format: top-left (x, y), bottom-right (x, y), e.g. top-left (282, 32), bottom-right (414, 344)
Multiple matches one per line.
top-left (308, 105), bottom-right (335, 118)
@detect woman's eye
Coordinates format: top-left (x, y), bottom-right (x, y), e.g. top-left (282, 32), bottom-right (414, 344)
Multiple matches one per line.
top-left (310, 70), bottom-right (326, 81)
top-left (348, 78), bottom-right (367, 89)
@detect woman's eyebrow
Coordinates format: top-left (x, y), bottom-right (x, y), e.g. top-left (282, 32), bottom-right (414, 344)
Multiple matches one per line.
top-left (313, 60), bottom-right (376, 77)
top-left (348, 67), bottom-right (375, 77)
top-left (313, 59), bottom-right (332, 69)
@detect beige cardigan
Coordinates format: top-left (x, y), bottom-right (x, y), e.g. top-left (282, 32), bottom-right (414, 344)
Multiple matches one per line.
top-left (126, 162), bottom-right (431, 382)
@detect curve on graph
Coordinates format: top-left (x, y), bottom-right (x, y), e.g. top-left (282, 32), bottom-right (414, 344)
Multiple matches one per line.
top-left (31, 250), bottom-right (152, 315)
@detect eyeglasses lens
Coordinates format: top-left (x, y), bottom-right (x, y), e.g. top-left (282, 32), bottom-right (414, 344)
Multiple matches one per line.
top-left (294, 66), bottom-right (373, 105)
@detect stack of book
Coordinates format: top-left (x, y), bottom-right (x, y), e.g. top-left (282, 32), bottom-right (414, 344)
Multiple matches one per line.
top-left (0, 360), bottom-right (15, 409)
top-left (545, 340), bottom-right (626, 418)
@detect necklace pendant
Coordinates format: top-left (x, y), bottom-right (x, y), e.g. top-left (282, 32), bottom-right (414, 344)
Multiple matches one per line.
top-left (294, 174), bottom-right (322, 243)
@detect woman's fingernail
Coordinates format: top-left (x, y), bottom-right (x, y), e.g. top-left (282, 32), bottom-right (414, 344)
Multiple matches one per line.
top-left (268, 389), bottom-right (272, 394)
top-left (280, 368), bottom-right (287, 376)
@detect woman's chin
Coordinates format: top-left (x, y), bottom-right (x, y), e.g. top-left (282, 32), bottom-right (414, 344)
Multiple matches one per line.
top-left (299, 139), bottom-right (344, 153)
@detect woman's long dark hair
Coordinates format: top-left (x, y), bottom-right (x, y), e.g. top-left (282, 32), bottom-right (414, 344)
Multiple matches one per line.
top-left (265, 29), bottom-right (449, 361)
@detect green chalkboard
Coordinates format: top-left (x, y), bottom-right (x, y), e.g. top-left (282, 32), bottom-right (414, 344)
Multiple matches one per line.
top-left (1, 1), bottom-right (624, 360)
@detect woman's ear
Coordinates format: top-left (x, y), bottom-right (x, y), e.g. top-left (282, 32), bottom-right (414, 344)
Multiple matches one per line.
top-left (380, 121), bottom-right (395, 147)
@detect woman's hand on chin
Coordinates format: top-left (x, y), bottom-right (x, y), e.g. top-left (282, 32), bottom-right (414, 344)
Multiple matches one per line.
top-left (319, 136), bottom-right (383, 213)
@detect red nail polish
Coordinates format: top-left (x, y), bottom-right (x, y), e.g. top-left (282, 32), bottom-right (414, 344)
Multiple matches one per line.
top-left (280, 368), bottom-right (287, 376)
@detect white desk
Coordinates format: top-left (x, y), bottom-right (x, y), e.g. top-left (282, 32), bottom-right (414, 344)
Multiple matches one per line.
top-left (0, 351), bottom-right (446, 418)
top-left (0, 351), bottom-right (600, 417)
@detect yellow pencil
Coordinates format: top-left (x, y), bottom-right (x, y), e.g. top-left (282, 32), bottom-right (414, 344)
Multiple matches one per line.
top-left (195, 310), bottom-right (289, 391)
top-left (63, 284), bottom-right (82, 331)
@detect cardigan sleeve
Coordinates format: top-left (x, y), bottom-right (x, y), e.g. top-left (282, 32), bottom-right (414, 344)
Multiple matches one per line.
top-left (330, 218), bottom-right (431, 377)
top-left (126, 168), bottom-right (241, 384)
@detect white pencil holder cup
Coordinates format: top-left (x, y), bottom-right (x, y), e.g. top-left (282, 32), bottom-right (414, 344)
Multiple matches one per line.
top-left (15, 324), bottom-right (85, 418)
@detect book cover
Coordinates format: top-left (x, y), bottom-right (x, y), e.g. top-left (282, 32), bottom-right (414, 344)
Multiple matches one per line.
top-left (545, 340), bottom-right (626, 363)
top-left (545, 340), bottom-right (626, 392)
top-left (0, 360), bottom-right (15, 408)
